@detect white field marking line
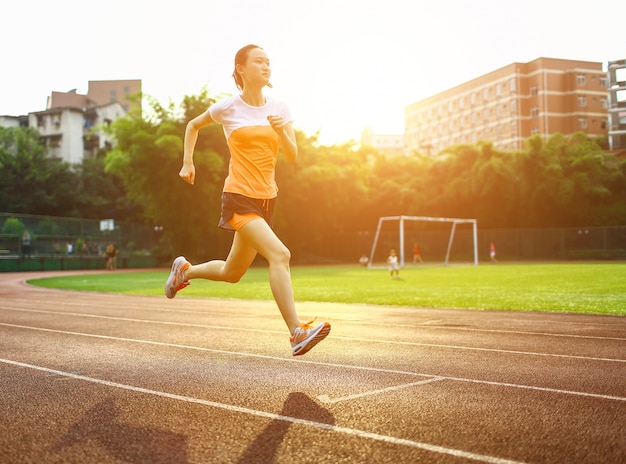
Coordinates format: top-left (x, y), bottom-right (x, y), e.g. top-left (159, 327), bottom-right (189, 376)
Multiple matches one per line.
top-left (2, 322), bottom-right (625, 403)
top-left (3, 302), bottom-right (624, 342)
top-left (1, 307), bottom-right (624, 363)
top-left (318, 376), bottom-right (446, 404)
top-left (0, 358), bottom-right (524, 464)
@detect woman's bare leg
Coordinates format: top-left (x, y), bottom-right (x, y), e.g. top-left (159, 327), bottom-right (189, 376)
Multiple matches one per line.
top-left (184, 219), bottom-right (300, 334)
top-left (236, 219), bottom-right (300, 334)
top-left (184, 232), bottom-right (257, 283)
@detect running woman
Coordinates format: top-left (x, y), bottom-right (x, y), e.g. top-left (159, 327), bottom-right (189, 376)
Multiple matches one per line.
top-left (165, 44), bottom-right (330, 356)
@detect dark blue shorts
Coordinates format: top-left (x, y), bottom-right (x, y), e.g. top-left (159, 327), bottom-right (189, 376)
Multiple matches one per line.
top-left (218, 192), bottom-right (276, 231)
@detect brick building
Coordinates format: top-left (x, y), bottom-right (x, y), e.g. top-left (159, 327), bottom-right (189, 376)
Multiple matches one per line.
top-left (404, 58), bottom-right (609, 155)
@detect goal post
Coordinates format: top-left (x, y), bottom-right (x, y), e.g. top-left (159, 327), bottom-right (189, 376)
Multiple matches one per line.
top-left (368, 215), bottom-right (479, 267)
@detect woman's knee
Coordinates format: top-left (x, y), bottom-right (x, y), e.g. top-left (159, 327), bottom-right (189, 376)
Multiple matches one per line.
top-left (222, 267), bottom-right (247, 283)
top-left (268, 244), bottom-right (291, 266)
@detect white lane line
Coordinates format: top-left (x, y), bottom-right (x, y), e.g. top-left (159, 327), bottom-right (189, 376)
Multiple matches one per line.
top-left (0, 307), bottom-right (283, 335)
top-left (1, 322), bottom-right (625, 402)
top-left (366, 323), bottom-right (626, 341)
top-left (0, 358), bottom-right (525, 464)
top-left (329, 335), bottom-right (626, 363)
top-left (4, 301), bottom-right (625, 341)
top-left (1, 308), bottom-right (623, 363)
top-left (318, 376), bottom-right (445, 404)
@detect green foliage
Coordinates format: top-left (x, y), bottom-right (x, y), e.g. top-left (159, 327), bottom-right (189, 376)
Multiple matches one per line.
top-left (35, 218), bottom-right (59, 236)
top-left (74, 156), bottom-right (141, 221)
top-left (2, 87), bottom-right (625, 264)
top-left (104, 91), bottom-right (227, 261)
top-left (0, 126), bottom-right (139, 221)
top-left (0, 127), bottom-right (78, 216)
top-left (1, 217), bottom-right (25, 236)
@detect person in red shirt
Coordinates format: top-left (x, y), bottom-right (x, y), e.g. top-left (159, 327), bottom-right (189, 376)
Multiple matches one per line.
top-left (165, 44), bottom-right (330, 356)
top-left (412, 242), bottom-right (423, 264)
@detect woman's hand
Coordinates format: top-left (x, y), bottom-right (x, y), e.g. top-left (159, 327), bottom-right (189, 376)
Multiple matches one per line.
top-left (179, 163), bottom-right (196, 185)
top-left (267, 115), bottom-right (285, 134)
top-left (268, 115), bottom-right (298, 162)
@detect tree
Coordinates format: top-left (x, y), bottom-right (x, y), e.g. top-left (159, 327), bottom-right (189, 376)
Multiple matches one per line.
top-left (74, 157), bottom-right (142, 221)
top-left (105, 91), bottom-right (227, 261)
top-left (0, 126), bottom-right (78, 216)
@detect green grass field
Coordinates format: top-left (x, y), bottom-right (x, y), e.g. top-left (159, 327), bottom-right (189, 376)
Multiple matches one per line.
top-left (27, 263), bottom-right (626, 316)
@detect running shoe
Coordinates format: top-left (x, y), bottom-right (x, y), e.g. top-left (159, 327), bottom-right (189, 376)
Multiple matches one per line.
top-left (290, 320), bottom-right (331, 356)
top-left (165, 256), bottom-right (191, 299)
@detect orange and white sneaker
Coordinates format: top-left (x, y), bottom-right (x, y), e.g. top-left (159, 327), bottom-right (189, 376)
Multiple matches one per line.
top-left (290, 320), bottom-right (331, 356)
top-left (165, 256), bottom-right (191, 299)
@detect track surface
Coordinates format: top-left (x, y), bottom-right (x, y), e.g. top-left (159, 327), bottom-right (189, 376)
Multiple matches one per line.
top-left (0, 270), bottom-right (624, 463)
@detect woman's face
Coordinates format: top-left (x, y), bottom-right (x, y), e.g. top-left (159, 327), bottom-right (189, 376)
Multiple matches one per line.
top-left (239, 47), bottom-right (271, 88)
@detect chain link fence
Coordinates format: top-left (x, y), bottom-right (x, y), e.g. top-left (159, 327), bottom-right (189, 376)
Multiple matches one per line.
top-left (0, 213), bottom-right (161, 271)
top-left (2, 212), bottom-right (625, 271)
top-left (294, 225), bottom-right (626, 265)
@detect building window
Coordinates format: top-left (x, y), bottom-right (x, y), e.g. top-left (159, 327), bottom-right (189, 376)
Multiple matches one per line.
top-left (531, 106), bottom-right (539, 118)
top-left (530, 85), bottom-right (538, 96)
top-left (577, 96), bottom-right (587, 107)
top-left (601, 120), bottom-right (607, 129)
top-left (470, 92), bottom-right (476, 105)
top-left (576, 74), bottom-right (586, 86)
top-left (578, 118), bottom-right (588, 129)
top-left (600, 77), bottom-right (608, 87)
top-left (601, 98), bottom-right (608, 109)
top-left (483, 88), bottom-right (489, 100)
top-left (509, 78), bottom-right (516, 92)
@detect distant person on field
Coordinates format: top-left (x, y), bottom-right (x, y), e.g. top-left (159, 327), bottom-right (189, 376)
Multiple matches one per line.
top-left (388, 249), bottom-right (400, 279)
top-left (412, 242), bottom-right (423, 264)
top-left (490, 242), bottom-right (498, 263)
top-left (105, 243), bottom-right (118, 270)
top-left (359, 254), bottom-right (369, 266)
top-left (21, 229), bottom-right (32, 258)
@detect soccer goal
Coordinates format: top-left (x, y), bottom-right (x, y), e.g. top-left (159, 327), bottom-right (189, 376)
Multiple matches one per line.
top-left (368, 215), bottom-right (478, 267)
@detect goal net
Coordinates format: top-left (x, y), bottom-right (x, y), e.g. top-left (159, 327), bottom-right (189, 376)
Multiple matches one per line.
top-left (367, 215), bottom-right (478, 268)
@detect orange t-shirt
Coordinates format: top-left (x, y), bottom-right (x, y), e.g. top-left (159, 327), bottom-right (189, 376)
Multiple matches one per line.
top-left (209, 95), bottom-right (293, 199)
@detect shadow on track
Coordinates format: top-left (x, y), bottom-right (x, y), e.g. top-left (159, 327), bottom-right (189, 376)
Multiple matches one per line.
top-left (237, 392), bottom-right (335, 463)
top-left (51, 397), bottom-right (189, 463)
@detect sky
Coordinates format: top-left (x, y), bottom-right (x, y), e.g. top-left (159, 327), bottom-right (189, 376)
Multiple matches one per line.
top-left (2, 0), bottom-right (625, 145)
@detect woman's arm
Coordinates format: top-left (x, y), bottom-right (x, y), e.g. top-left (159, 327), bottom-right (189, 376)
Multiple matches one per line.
top-left (179, 109), bottom-right (215, 185)
top-left (268, 116), bottom-right (298, 163)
